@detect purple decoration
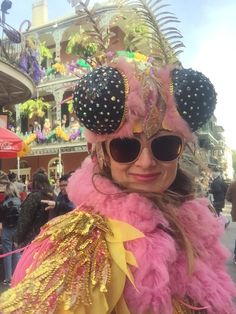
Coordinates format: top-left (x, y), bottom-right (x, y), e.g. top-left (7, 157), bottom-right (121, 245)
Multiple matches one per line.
top-left (147, 56), bottom-right (154, 63)
top-left (36, 131), bottom-right (46, 141)
top-left (32, 59), bottom-right (44, 85)
top-left (19, 54), bottom-right (28, 72)
top-left (19, 48), bottom-right (44, 84)
top-left (106, 51), bottom-right (115, 58)
top-left (69, 129), bottom-right (81, 140)
top-left (69, 61), bottom-right (77, 72)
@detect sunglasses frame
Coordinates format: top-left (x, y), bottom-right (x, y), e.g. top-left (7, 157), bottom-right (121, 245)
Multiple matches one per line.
top-left (106, 133), bottom-right (185, 164)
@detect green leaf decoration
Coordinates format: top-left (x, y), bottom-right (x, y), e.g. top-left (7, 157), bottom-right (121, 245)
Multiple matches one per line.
top-left (39, 41), bottom-right (53, 59)
top-left (66, 1), bottom-right (111, 64)
top-left (19, 98), bottom-right (51, 119)
top-left (66, 33), bottom-right (98, 58)
top-left (67, 99), bottom-right (74, 113)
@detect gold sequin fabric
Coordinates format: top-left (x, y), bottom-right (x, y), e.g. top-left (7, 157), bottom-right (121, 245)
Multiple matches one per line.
top-left (0, 211), bottom-right (113, 314)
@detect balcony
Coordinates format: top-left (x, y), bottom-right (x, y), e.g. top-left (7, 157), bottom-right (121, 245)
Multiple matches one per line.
top-left (0, 20), bottom-right (36, 106)
top-left (198, 132), bottom-right (219, 150)
top-left (30, 139), bottom-right (87, 156)
top-left (16, 125), bottom-right (88, 157)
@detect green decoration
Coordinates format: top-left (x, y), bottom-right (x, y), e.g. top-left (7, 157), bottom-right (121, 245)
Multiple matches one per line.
top-left (19, 98), bottom-right (51, 119)
top-left (39, 41), bottom-right (53, 59)
top-left (76, 59), bottom-right (91, 69)
top-left (46, 130), bottom-right (56, 141)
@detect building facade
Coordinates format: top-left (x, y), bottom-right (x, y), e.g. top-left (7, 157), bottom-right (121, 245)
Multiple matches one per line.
top-left (1, 0), bottom-right (233, 184)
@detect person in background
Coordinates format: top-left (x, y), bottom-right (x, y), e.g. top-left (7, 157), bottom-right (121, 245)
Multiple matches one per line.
top-left (61, 114), bottom-right (69, 129)
top-left (70, 117), bottom-right (80, 133)
top-left (0, 171), bottom-right (9, 203)
top-left (42, 118), bottom-right (51, 136)
top-left (0, 3), bottom-right (235, 313)
top-left (28, 124), bottom-right (34, 134)
top-left (210, 170), bottom-right (228, 216)
top-left (33, 120), bottom-right (41, 133)
top-left (35, 167), bottom-right (47, 175)
top-left (7, 172), bottom-right (27, 201)
top-left (26, 179), bottom-right (32, 193)
top-left (226, 179), bottom-right (236, 262)
top-left (15, 171), bottom-right (54, 248)
top-left (53, 178), bottom-right (60, 196)
top-left (42, 173), bottom-right (75, 218)
top-left (0, 182), bottom-right (21, 286)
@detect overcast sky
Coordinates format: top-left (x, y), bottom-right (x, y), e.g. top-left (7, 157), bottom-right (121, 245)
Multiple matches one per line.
top-left (5, 0), bottom-right (236, 150)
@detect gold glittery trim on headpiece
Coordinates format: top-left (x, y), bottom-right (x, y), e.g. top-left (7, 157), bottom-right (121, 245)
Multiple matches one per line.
top-left (132, 120), bottom-right (144, 133)
top-left (143, 96), bottom-right (167, 138)
top-left (169, 80), bottom-right (174, 95)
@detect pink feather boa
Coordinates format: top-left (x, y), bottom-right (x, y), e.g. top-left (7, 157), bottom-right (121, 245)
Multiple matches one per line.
top-left (12, 157), bottom-right (236, 313)
top-left (67, 157), bottom-right (236, 314)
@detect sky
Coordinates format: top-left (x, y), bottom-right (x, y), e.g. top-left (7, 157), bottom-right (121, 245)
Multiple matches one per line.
top-left (5, 0), bottom-right (236, 149)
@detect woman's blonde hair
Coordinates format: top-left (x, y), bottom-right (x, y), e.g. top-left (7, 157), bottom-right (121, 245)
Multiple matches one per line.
top-left (5, 182), bottom-right (20, 198)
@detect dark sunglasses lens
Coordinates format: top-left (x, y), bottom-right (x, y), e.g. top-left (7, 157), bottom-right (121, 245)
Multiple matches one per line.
top-left (151, 136), bottom-right (182, 161)
top-left (109, 138), bottom-right (141, 163)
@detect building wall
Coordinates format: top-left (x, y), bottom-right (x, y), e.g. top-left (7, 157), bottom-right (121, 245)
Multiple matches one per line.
top-left (61, 152), bottom-right (88, 173)
top-left (1, 151), bottom-right (88, 179)
top-left (32, 0), bottom-right (48, 27)
top-left (224, 146), bottom-right (234, 180)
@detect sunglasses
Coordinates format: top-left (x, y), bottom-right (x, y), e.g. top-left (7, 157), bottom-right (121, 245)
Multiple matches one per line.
top-left (107, 134), bottom-right (184, 164)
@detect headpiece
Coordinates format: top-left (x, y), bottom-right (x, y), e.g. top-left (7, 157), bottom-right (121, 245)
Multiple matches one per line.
top-left (70, 0), bottom-right (216, 145)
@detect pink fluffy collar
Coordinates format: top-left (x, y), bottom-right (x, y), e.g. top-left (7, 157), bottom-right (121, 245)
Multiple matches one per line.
top-left (67, 158), bottom-right (236, 314)
top-left (68, 157), bottom-right (168, 231)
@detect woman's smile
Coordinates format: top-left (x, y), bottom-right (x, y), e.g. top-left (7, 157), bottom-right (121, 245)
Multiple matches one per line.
top-left (129, 172), bottom-right (160, 182)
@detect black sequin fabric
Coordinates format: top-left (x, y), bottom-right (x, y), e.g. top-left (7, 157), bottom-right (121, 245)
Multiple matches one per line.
top-left (172, 68), bottom-right (217, 131)
top-left (73, 66), bottom-right (126, 134)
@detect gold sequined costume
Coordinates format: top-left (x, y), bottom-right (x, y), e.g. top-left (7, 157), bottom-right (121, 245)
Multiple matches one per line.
top-left (0, 209), bottom-right (206, 313)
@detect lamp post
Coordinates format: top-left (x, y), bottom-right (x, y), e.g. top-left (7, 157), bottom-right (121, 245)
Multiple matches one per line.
top-left (1, 0), bottom-right (12, 23)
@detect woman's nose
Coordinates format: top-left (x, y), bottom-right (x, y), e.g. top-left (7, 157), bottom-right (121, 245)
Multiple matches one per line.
top-left (135, 147), bottom-right (156, 168)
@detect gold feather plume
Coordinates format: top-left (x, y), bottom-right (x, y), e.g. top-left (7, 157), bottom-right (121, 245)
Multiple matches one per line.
top-left (67, 0), bottom-right (111, 64)
top-left (115, 0), bottom-right (184, 65)
top-left (67, 0), bottom-right (184, 65)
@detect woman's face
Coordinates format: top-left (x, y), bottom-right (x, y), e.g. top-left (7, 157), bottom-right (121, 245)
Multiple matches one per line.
top-left (105, 131), bottom-right (182, 193)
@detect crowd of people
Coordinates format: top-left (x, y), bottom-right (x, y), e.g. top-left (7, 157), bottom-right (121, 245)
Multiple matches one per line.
top-left (0, 169), bottom-right (75, 287)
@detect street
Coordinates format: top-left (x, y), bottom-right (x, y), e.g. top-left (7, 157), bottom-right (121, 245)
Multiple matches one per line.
top-left (222, 216), bottom-right (236, 284)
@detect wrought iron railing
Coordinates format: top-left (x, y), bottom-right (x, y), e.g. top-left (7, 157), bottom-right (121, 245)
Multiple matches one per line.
top-left (0, 19), bottom-right (22, 66)
top-left (0, 19), bottom-right (42, 85)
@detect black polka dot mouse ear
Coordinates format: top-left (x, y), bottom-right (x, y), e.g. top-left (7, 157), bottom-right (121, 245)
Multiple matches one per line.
top-left (73, 66), bottom-right (127, 135)
top-left (172, 68), bottom-right (217, 131)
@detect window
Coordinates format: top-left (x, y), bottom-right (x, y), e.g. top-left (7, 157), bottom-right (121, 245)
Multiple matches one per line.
top-left (48, 157), bottom-right (64, 181)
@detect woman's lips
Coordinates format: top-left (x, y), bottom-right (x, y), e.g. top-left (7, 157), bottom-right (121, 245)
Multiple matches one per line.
top-left (130, 173), bottom-right (160, 182)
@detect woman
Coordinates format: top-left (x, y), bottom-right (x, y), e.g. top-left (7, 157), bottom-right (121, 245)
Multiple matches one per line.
top-left (0, 6), bottom-right (235, 314)
top-left (0, 182), bottom-right (21, 286)
top-left (0, 59), bottom-right (235, 314)
top-left (14, 171), bottom-right (54, 247)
